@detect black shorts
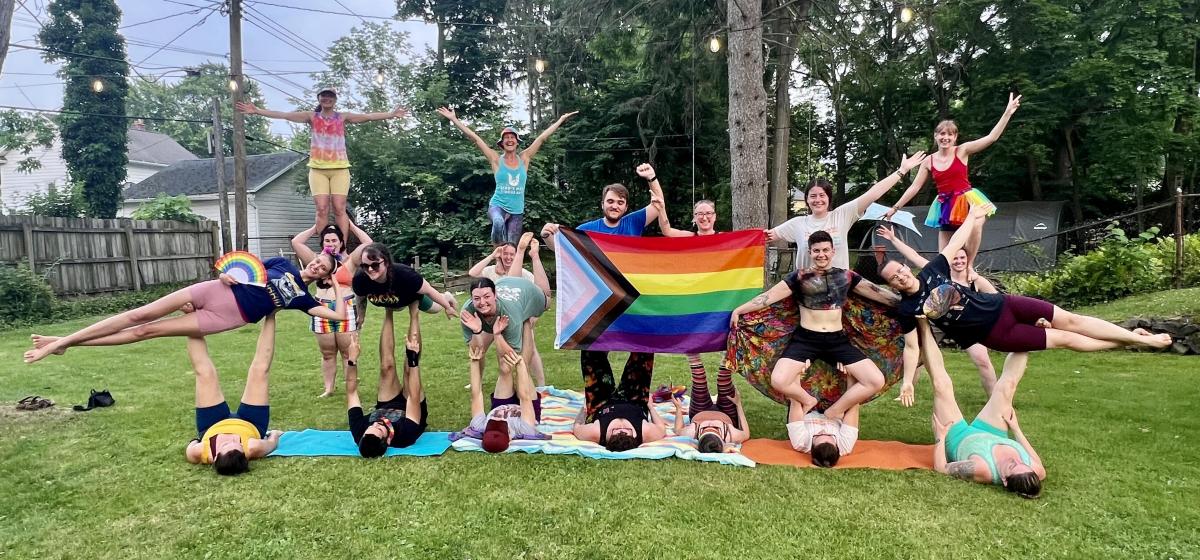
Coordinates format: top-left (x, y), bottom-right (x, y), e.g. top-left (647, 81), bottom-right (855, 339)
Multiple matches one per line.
top-left (375, 394), bottom-right (428, 448)
top-left (779, 327), bottom-right (867, 367)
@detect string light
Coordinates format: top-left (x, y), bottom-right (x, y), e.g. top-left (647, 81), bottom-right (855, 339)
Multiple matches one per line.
top-left (534, 59), bottom-right (546, 73)
top-left (708, 37), bottom-right (721, 53)
top-left (900, 6), bottom-right (914, 23)
top-left (228, 79), bottom-right (239, 92)
top-left (91, 79), bottom-right (104, 93)
top-left (374, 68), bottom-right (385, 86)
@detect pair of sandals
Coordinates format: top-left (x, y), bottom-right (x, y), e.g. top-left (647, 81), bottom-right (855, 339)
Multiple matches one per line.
top-left (16, 396), bottom-right (54, 410)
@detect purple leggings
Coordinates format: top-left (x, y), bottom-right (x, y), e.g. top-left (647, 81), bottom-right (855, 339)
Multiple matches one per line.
top-left (488, 206), bottom-right (523, 244)
top-left (982, 295), bottom-right (1056, 352)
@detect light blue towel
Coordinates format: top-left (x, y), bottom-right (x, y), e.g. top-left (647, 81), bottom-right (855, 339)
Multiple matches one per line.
top-left (270, 429), bottom-right (452, 457)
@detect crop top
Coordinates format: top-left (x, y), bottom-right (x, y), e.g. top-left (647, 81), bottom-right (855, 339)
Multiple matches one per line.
top-left (784, 267), bottom-right (861, 310)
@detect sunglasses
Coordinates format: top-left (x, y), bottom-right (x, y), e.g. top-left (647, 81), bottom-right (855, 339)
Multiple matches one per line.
top-left (363, 260), bottom-right (384, 272)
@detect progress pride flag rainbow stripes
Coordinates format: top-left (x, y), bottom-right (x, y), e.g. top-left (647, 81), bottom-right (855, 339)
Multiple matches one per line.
top-left (554, 228), bottom-right (765, 354)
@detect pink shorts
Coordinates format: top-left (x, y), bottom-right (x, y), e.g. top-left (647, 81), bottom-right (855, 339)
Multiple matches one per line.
top-left (982, 295), bottom-right (1056, 352)
top-left (189, 280), bottom-right (249, 336)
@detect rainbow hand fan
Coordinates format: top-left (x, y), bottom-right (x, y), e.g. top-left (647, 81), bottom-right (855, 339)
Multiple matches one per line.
top-left (214, 251), bottom-right (268, 287)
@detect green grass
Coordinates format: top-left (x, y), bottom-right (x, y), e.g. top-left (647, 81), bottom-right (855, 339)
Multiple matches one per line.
top-left (1073, 286), bottom-right (1200, 322)
top-left (2, 295), bottom-right (1198, 559)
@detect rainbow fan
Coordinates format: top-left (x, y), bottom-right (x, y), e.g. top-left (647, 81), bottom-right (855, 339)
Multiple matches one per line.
top-left (214, 251), bottom-right (267, 287)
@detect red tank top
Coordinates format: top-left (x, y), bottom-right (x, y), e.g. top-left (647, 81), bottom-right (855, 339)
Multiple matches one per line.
top-left (931, 155), bottom-right (971, 194)
top-left (333, 259), bottom-right (353, 287)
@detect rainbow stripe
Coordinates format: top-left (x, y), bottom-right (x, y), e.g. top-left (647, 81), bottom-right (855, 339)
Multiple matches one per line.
top-left (554, 229), bottom-right (764, 354)
top-left (214, 251), bottom-right (267, 287)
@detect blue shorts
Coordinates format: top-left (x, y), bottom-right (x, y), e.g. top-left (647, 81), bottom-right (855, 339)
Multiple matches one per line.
top-left (195, 401), bottom-right (269, 439)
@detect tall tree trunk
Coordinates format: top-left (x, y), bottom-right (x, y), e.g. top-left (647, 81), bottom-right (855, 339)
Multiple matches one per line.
top-left (0, 0), bottom-right (14, 76)
top-left (768, 10), bottom-right (797, 229)
top-left (1064, 126), bottom-right (1083, 223)
top-left (832, 99), bottom-right (848, 200)
top-left (1027, 154), bottom-right (1042, 201)
top-left (727, 0), bottom-right (768, 231)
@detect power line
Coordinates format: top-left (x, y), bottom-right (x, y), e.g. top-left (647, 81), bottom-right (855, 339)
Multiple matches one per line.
top-left (240, 11), bottom-right (326, 64)
top-left (0, 104), bottom-right (211, 124)
top-left (120, 5), bottom-right (212, 30)
top-left (242, 5), bottom-right (329, 62)
top-left (135, 7), bottom-right (219, 66)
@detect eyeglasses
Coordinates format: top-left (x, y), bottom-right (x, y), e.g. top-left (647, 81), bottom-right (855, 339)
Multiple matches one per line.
top-left (693, 211), bottom-right (716, 217)
top-left (363, 260), bottom-right (384, 272)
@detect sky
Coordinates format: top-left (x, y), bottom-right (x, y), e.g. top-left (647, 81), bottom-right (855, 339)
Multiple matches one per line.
top-left (2, 0), bottom-right (445, 140)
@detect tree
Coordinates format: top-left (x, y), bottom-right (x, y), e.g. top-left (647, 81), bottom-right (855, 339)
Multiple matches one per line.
top-left (37, 0), bottom-right (128, 218)
top-left (0, 110), bottom-right (56, 212)
top-left (726, 0), bottom-right (768, 230)
top-left (126, 63), bottom-right (278, 156)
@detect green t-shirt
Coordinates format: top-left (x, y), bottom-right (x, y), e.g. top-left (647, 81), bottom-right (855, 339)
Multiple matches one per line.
top-left (461, 277), bottom-right (547, 350)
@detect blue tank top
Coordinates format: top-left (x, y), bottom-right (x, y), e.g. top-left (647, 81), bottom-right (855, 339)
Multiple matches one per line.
top-left (490, 156), bottom-right (528, 214)
top-left (952, 431), bottom-right (1033, 485)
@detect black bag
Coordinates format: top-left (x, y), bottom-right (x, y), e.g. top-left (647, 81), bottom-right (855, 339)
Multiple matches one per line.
top-left (73, 389), bottom-right (115, 412)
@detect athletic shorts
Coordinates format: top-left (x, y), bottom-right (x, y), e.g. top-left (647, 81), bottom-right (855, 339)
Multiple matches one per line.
top-left (982, 295), bottom-right (1056, 352)
top-left (195, 401), bottom-right (269, 439)
top-left (945, 417), bottom-right (1007, 462)
top-left (189, 280), bottom-right (249, 336)
top-left (309, 167), bottom-right (350, 196)
top-left (779, 327), bottom-right (867, 367)
top-left (374, 394), bottom-right (428, 448)
top-left (492, 392), bottom-right (543, 423)
top-left (311, 293), bottom-right (358, 334)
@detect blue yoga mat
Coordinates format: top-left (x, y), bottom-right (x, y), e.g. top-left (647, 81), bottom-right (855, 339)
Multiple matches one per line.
top-left (270, 429), bottom-right (452, 457)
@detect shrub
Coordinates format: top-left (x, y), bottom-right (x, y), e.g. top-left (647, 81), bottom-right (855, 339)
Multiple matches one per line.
top-left (131, 194), bottom-right (202, 223)
top-left (0, 265), bottom-right (55, 325)
top-left (1153, 233), bottom-right (1200, 288)
top-left (1003, 224), bottom-right (1167, 308)
top-left (22, 181), bottom-right (88, 217)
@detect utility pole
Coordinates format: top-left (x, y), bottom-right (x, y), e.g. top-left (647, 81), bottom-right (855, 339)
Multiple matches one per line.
top-left (211, 98), bottom-right (233, 253)
top-left (227, 0), bottom-right (250, 251)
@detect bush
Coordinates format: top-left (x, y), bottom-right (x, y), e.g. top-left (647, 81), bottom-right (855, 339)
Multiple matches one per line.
top-left (131, 194), bottom-right (202, 223)
top-left (22, 181), bottom-right (88, 217)
top-left (0, 265), bottom-right (55, 325)
top-left (1003, 224), bottom-right (1167, 308)
top-left (1153, 233), bottom-right (1200, 288)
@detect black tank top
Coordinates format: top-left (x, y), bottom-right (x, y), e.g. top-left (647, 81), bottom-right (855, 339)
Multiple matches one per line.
top-left (596, 400), bottom-right (648, 446)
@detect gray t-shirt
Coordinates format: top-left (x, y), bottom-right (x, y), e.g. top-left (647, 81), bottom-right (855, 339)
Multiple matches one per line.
top-left (773, 202), bottom-right (864, 270)
top-left (461, 277), bottom-right (547, 350)
top-left (786, 411), bottom-right (858, 455)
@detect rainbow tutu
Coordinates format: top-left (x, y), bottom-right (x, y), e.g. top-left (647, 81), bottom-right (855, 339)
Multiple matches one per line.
top-left (925, 188), bottom-right (994, 228)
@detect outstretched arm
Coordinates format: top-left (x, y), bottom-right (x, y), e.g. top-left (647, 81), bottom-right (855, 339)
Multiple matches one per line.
top-left (306, 282), bottom-right (348, 321)
top-left (522, 111), bottom-right (578, 163)
top-left (418, 280), bottom-right (457, 319)
top-left (854, 151), bottom-right (928, 215)
top-left (730, 281), bottom-right (793, 327)
top-left (887, 159), bottom-right (931, 216)
top-left (635, 163), bottom-right (663, 224)
top-left (876, 225), bottom-right (928, 268)
top-left (959, 93), bottom-right (1021, 156)
top-left (1006, 410), bottom-right (1047, 481)
top-left (345, 334), bottom-right (362, 411)
top-left (898, 329), bottom-right (920, 407)
top-left (344, 106), bottom-right (407, 124)
top-left (290, 226), bottom-right (319, 265)
top-left (852, 278), bottom-right (900, 307)
top-left (436, 107), bottom-right (498, 165)
top-left (236, 101), bottom-right (310, 124)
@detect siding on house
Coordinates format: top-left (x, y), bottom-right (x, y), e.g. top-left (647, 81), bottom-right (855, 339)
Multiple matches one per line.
top-left (0, 139), bottom-right (69, 211)
top-left (252, 168), bottom-right (313, 258)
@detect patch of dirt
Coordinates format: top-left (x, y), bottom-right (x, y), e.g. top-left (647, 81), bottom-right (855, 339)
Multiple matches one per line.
top-left (0, 402), bottom-right (77, 425)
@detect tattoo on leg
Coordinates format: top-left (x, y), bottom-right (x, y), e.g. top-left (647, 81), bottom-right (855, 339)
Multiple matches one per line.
top-left (948, 461), bottom-right (977, 481)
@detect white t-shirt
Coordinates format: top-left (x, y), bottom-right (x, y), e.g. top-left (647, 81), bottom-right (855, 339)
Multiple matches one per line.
top-left (480, 264), bottom-right (535, 283)
top-left (786, 411), bottom-right (858, 455)
top-left (773, 201), bottom-right (864, 270)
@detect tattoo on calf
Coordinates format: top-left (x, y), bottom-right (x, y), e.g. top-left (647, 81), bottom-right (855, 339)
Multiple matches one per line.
top-left (948, 461), bottom-right (977, 481)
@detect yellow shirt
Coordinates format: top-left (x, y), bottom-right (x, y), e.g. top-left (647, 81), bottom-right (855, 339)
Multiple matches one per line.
top-left (199, 418), bottom-right (261, 464)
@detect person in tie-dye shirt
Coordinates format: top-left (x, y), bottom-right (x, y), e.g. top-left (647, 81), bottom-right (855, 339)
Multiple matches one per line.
top-left (437, 106), bottom-right (578, 244)
top-left (237, 87), bottom-right (406, 239)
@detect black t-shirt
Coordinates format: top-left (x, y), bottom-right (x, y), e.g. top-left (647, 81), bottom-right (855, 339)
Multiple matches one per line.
top-left (348, 405), bottom-right (408, 444)
top-left (897, 254), bottom-right (1004, 347)
top-left (352, 264), bottom-right (425, 309)
top-left (596, 400), bottom-right (649, 446)
top-left (784, 267), bottom-right (862, 310)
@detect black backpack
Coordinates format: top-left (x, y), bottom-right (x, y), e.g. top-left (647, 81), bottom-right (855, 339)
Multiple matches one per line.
top-left (73, 389), bottom-right (115, 412)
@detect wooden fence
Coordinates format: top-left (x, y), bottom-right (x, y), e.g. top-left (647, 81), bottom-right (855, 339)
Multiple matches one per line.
top-left (0, 215), bottom-right (219, 295)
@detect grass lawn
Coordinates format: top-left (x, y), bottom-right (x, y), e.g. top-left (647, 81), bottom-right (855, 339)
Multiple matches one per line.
top-left (1, 295), bottom-right (1198, 559)
top-left (1074, 286), bottom-right (1200, 322)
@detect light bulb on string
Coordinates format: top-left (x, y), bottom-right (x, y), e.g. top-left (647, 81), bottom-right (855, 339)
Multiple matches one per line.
top-left (534, 59), bottom-right (546, 73)
top-left (91, 79), bottom-right (104, 93)
top-left (374, 68), bottom-right (385, 86)
top-left (228, 79), bottom-right (239, 92)
top-left (708, 37), bottom-right (721, 53)
top-left (900, 6), bottom-right (914, 23)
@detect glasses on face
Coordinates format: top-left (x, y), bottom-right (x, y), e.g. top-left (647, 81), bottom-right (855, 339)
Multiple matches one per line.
top-left (363, 260), bottom-right (384, 272)
top-left (694, 211), bottom-right (716, 217)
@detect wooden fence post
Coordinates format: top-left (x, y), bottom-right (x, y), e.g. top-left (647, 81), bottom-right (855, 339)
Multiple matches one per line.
top-left (124, 221), bottom-right (143, 291)
top-left (210, 221), bottom-right (222, 260)
top-left (440, 256), bottom-right (449, 290)
top-left (22, 223), bottom-right (36, 273)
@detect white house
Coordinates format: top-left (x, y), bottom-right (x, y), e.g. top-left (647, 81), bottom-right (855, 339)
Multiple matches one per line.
top-left (0, 122), bottom-right (198, 212)
top-left (119, 152), bottom-right (315, 257)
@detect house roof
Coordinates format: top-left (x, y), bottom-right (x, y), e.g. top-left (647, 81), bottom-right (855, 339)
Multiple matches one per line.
top-left (127, 129), bottom-right (199, 165)
top-left (123, 152), bottom-right (305, 201)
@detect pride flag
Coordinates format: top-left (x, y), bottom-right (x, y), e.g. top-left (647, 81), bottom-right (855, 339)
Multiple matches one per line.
top-left (554, 228), bottom-right (765, 354)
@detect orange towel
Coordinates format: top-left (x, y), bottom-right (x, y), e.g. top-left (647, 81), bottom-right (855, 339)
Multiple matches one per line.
top-left (741, 439), bottom-right (935, 470)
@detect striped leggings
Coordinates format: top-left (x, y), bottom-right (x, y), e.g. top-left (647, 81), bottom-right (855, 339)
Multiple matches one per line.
top-left (687, 354), bottom-right (738, 422)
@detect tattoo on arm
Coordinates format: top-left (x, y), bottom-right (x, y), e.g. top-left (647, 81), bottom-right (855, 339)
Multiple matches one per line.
top-left (948, 461), bottom-right (977, 481)
top-left (751, 293), bottom-right (768, 306)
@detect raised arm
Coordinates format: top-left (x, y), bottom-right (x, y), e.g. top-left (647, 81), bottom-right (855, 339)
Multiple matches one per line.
top-left (290, 226), bottom-right (319, 265)
top-left (469, 247), bottom-right (501, 278)
top-left (522, 111), bottom-right (578, 162)
top-left (635, 163), bottom-right (663, 224)
top-left (1005, 410), bottom-right (1047, 481)
top-left (651, 196), bottom-right (694, 237)
top-left (307, 281), bottom-right (348, 321)
top-left (731, 389), bottom-right (751, 442)
top-left (854, 151), bottom-right (928, 215)
top-left (886, 159), bottom-right (931, 217)
top-left (436, 106), bottom-right (498, 164)
top-left (730, 280), bottom-right (793, 327)
top-left (345, 333), bottom-right (362, 411)
top-left (959, 93), bottom-right (1021, 157)
top-left (236, 101), bottom-right (310, 124)
top-left (876, 224), bottom-right (928, 268)
top-left (344, 105), bottom-right (407, 124)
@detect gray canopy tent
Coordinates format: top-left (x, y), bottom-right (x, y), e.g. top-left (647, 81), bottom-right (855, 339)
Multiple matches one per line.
top-left (864, 200), bottom-right (1066, 272)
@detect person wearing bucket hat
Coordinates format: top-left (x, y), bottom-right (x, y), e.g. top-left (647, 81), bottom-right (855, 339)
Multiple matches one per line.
top-left (236, 88), bottom-right (407, 240)
top-left (436, 106), bottom-right (578, 244)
